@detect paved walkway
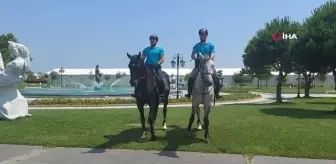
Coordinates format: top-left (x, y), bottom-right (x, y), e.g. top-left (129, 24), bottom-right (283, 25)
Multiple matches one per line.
top-left (28, 92), bottom-right (336, 110)
top-left (0, 144), bottom-right (335, 164)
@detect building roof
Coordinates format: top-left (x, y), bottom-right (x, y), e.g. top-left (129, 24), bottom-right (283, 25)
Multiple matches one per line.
top-left (48, 68), bottom-right (330, 76)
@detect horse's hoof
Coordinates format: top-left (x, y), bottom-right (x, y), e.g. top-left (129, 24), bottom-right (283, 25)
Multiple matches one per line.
top-left (204, 137), bottom-right (210, 144)
top-left (163, 123), bottom-right (168, 130)
top-left (150, 135), bottom-right (157, 141)
top-left (197, 124), bottom-right (203, 130)
top-left (140, 132), bottom-right (147, 140)
top-left (184, 129), bottom-right (191, 137)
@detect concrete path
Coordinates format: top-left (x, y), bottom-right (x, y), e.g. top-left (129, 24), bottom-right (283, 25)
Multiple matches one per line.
top-left (0, 144), bottom-right (335, 164)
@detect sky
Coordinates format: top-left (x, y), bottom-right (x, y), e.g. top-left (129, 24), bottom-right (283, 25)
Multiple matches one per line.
top-left (0, 0), bottom-right (329, 72)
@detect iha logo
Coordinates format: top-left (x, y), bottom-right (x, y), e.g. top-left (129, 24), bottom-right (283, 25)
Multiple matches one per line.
top-left (272, 32), bottom-right (297, 41)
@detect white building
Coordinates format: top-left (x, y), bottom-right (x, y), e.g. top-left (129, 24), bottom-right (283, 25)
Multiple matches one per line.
top-left (47, 68), bottom-right (335, 88)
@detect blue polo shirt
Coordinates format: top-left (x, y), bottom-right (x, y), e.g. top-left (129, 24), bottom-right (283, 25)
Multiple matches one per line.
top-left (193, 42), bottom-right (215, 66)
top-left (142, 46), bottom-right (164, 65)
top-left (192, 42), bottom-right (215, 57)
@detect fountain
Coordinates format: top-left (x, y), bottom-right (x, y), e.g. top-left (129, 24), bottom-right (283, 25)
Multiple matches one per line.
top-left (0, 41), bottom-right (32, 120)
top-left (21, 66), bottom-right (133, 97)
top-left (108, 77), bottom-right (124, 88)
top-left (93, 65), bottom-right (103, 90)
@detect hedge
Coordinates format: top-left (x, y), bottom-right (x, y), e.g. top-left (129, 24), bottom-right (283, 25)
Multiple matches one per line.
top-left (28, 93), bottom-right (259, 106)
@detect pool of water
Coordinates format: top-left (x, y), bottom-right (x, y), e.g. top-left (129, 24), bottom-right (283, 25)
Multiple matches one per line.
top-left (21, 87), bottom-right (134, 97)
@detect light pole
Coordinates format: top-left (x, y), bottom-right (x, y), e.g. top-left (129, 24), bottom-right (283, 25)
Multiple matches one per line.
top-left (170, 53), bottom-right (185, 99)
top-left (59, 67), bottom-right (64, 87)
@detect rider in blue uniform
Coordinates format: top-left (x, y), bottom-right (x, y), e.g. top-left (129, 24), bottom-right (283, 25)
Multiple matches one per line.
top-left (185, 28), bottom-right (222, 99)
top-left (131, 34), bottom-right (166, 100)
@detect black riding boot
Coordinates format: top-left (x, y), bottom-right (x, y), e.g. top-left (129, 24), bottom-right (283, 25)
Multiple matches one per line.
top-left (156, 71), bottom-right (165, 102)
top-left (185, 78), bottom-right (195, 99)
top-left (213, 75), bottom-right (222, 99)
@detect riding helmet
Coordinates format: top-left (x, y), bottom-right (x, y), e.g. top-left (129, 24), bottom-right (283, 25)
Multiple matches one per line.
top-left (149, 34), bottom-right (159, 41)
top-left (198, 28), bottom-right (208, 35)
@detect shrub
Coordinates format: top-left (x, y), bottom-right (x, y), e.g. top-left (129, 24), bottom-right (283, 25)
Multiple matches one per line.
top-left (28, 93), bottom-right (259, 106)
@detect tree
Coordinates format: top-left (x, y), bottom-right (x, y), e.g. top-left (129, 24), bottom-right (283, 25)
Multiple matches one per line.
top-left (217, 70), bottom-right (223, 77)
top-left (116, 71), bottom-right (122, 79)
top-left (88, 70), bottom-right (94, 80)
top-left (309, 1), bottom-right (336, 90)
top-left (26, 71), bottom-right (37, 83)
top-left (217, 70), bottom-right (224, 87)
top-left (317, 73), bottom-right (327, 87)
top-left (43, 73), bottom-right (49, 79)
top-left (0, 33), bottom-right (18, 66)
top-left (243, 16), bottom-right (300, 103)
top-left (103, 74), bottom-right (111, 81)
top-left (240, 67), bottom-right (272, 89)
top-left (232, 72), bottom-right (253, 86)
top-left (50, 71), bottom-right (58, 86)
top-left (291, 23), bottom-right (327, 97)
top-left (184, 73), bottom-right (190, 82)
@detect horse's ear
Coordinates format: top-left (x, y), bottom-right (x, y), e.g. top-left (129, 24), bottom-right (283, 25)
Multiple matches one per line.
top-left (137, 51), bottom-right (142, 58)
top-left (127, 53), bottom-right (131, 59)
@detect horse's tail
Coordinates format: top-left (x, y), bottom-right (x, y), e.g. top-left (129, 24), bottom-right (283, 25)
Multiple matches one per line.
top-left (163, 71), bottom-right (170, 85)
top-left (213, 95), bottom-right (216, 106)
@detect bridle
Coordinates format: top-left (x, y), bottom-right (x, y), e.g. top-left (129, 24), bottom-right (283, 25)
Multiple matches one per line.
top-left (194, 60), bottom-right (214, 96)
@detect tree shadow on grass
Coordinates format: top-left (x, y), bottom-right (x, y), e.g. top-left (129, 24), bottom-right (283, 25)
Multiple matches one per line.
top-left (84, 125), bottom-right (201, 158)
top-left (226, 101), bottom-right (296, 106)
top-left (260, 107), bottom-right (336, 119)
top-left (307, 101), bottom-right (336, 105)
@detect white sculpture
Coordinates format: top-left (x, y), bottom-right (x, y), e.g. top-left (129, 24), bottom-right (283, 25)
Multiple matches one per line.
top-left (0, 41), bottom-right (31, 120)
top-left (0, 52), bottom-right (4, 71)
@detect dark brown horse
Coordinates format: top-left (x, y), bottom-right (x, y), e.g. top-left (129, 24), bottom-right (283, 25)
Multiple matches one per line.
top-left (127, 52), bottom-right (170, 140)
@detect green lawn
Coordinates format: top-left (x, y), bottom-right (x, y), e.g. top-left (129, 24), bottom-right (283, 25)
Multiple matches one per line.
top-left (1, 98), bottom-right (336, 159)
top-left (223, 85), bottom-right (335, 94)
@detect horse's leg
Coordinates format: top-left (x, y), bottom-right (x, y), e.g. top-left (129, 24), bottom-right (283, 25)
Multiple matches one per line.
top-left (203, 103), bottom-right (211, 143)
top-left (162, 92), bottom-right (168, 130)
top-left (137, 101), bottom-right (147, 139)
top-left (196, 105), bottom-right (202, 130)
top-left (185, 104), bottom-right (196, 136)
top-left (148, 100), bottom-right (158, 141)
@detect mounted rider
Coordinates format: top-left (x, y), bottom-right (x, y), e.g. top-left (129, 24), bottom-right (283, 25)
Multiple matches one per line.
top-left (131, 34), bottom-right (167, 101)
top-left (185, 28), bottom-right (222, 99)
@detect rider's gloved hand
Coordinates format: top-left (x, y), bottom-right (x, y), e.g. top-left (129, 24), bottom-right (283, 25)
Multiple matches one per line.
top-left (154, 63), bottom-right (161, 69)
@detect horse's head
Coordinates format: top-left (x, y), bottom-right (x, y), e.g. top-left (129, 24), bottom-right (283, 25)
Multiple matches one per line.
top-left (197, 53), bottom-right (214, 87)
top-left (127, 52), bottom-right (144, 86)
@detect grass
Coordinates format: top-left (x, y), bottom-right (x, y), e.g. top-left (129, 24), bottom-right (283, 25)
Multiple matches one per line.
top-left (28, 93), bottom-right (259, 106)
top-left (1, 98), bottom-right (336, 159)
top-left (223, 85), bottom-right (335, 94)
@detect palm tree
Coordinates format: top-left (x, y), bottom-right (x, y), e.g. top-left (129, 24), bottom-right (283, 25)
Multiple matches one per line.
top-left (50, 71), bottom-right (58, 86)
